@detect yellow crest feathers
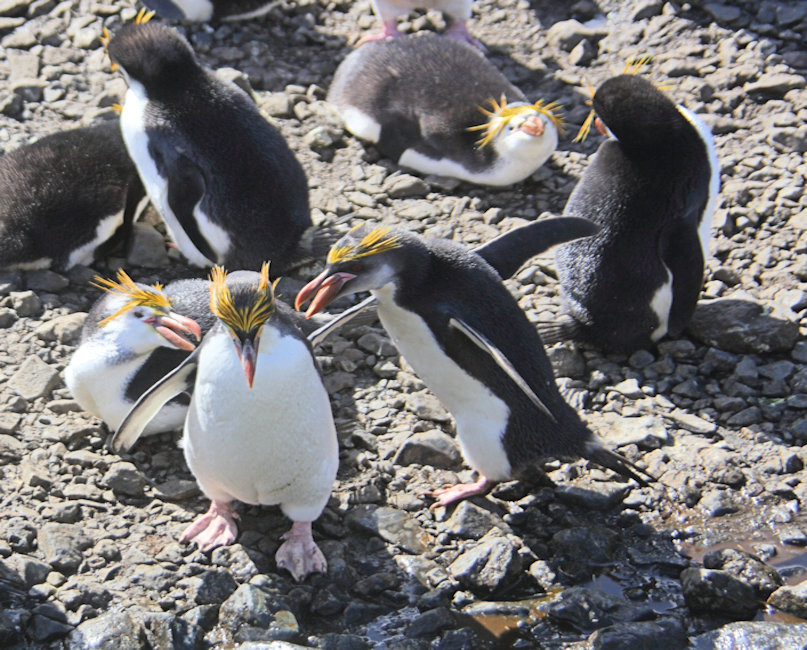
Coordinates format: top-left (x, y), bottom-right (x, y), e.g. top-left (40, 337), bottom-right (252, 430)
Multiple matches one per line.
top-left (623, 55), bottom-right (652, 76)
top-left (92, 270), bottom-right (171, 327)
top-left (209, 264), bottom-right (276, 333)
top-left (327, 226), bottom-right (402, 264)
top-left (572, 86), bottom-right (597, 144)
top-left (135, 8), bottom-right (156, 24)
top-left (469, 95), bottom-right (565, 149)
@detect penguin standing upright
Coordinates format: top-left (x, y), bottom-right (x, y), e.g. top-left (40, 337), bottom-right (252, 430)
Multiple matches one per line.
top-left (296, 222), bottom-right (652, 507)
top-left (0, 121), bottom-right (145, 271)
top-left (328, 34), bottom-right (562, 187)
top-left (140, 0), bottom-right (280, 21)
top-left (112, 264), bottom-right (338, 581)
top-left (105, 19), bottom-right (316, 274)
top-left (549, 73), bottom-right (720, 353)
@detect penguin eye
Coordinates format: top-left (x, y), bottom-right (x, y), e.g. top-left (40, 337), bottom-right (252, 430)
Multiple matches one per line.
top-left (133, 309), bottom-right (145, 319)
top-left (350, 263), bottom-right (363, 273)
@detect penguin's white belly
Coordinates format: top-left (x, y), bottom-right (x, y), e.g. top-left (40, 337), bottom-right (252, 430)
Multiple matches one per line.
top-left (66, 213), bottom-right (124, 269)
top-left (373, 0), bottom-right (470, 18)
top-left (649, 267), bottom-right (673, 341)
top-left (184, 329), bottom-right (337, 521)
top-left (120, 83), bottom-right (230, 267)
top-left (373, 286), bottom-right (512, 481)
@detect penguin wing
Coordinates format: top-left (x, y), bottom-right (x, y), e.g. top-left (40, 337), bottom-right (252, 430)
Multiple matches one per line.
top-left (474, 217), bottom-right (601, 279)
top-left (660, 219), bottom-right (705, 336)
top-left (307, 296), bottom-right (378, 347)
top-left (108, 347), bottom-right (200, 454)
top-left (448, 317), bottom-right (556, 422)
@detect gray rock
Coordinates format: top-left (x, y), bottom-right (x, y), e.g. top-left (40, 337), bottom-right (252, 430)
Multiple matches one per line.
top-left (688, 299), bottom-right (799, 353)
top-left (588, 618), bottom-right (687, 650)
top-left (546, 19), bottom-right (605, 51)
top-left (126, 223), bottom-right (170, 267)
top-left (67, 612), bottom-right (148, 649)
top-left (680, 567), bottom-right (758, 618)
top-left (34, 312), bottom-right (86, 343)
top-left (547, 344), bottom-right (586, 378)
top-left (7, 290), bottom-right (41, 316)
top-left (219, 584), bottom-right (299, 643)
top-left (768, 580), bottom-right (807, 619)
top-left (0, 0), bottom-right (28, 17)
top-left (405, 607), bottom-right (455, 638)
top-left (104, 461), bottom-right (146, 497)
top-left (37, 523), bottom-right (91, 572)
top-left (554, 481), bottom-right (631, 510)
top-left (141, 612), bottom-right (203, 650)
top-left (745, 74), bottom-right (807, 99)
top-left (4, 553), bottom-right (51, 588)
top-left (703, 548), bottom-right (782, 599)
top-left (0, 306), bottom-right (18, 327)
top-left (28, 613), bottom-right (73, 643)
top-left (568, 38), bottom-right (596, 66)
top-left (547, 587), bottom-right (654, 631)
top-left (406, 391), bottom-right (451, 423)
top-left (0, 434), bottom-right (24, 462)
top-left (698, 489), bottom-right (738, 517)
top-left (630, 0), bottom-right (663, 21)
top-left (182, 569), bottom-right (238, 605)
top-left (704, 3), bottom-right (743, 22)
top-left (384, 174), bottom-right (430, 199)
top-left (393, 431), bottom-right (461, 469)
top-left (665, 410), bottom-right (716, 435)
top-left (444, 501), bottom-right (509, 540)
top-left (346, 505), bottom-right (432, 554)
top-left (693, 621), bottom-right (807, 650)
top-left (447, 530), bottom-right (522, 594)
top-left (25, 269), bottom-right (68, 292)
top-left (594, 414), bottom-right (670, 449)
top-left (551, 526), bottom-right (619, 566)
top-left (8, 356), bottom-right (60, 401)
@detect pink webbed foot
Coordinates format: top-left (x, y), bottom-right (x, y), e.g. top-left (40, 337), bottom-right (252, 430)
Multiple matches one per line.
top-left (275, 521), bottom-right (327, 582)
top-left (356, 20), bottom-right (401, 46)
top-left (426, 476), bottom-right (492, 510)
top-left (180, 500), bottom-right (239, 552)
top-left (444, 21), bottom-right (485, 51)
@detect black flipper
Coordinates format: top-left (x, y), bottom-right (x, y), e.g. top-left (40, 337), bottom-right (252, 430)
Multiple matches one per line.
top-left (308, 296), bottom-right (378, 347)
top-left (108, 347), bottom-right (200, 454)
top-left (585, 443), bottom-right (656, 487)
top-left (475, 216), bottom-right (600, 280)
top-left (536, 315), bottom-right (585, 345)
top-left (660, 220), bottom-right (705, 337)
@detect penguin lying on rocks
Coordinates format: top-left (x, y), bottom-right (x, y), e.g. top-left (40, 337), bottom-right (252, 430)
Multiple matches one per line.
top-left (0, 121), bottom-right (145, 271)
top-left (358, 0), bottom-right (481, 49)
top-left (328, 34), bottom-right (562, 187)
top-left (296, 221), bottom-right (653, 507)
top-left (112, 264), bottom-right (338, 581)
top-left (105, 18), bottom-right (327, 274)
top-left (548, 72), bottom-right (720, 353)
top-left (140, 0), bottom-right (280, 21)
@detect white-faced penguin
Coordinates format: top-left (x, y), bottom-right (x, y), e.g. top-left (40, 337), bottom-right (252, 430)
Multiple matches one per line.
top-left (295, 223), bottom-right (652, 507)
top-left (112, 265), bottom-right (338, 581)
top-left (328, 33), bottom-right (562, 187)
top-left (105, 18), bottom-right (317, 273)
top-left (0, 121), bottom-right (145, 271)
top-left (549, 73), bottom-right (720, 353)
top-left (140, 0), bottom-right (280, 21)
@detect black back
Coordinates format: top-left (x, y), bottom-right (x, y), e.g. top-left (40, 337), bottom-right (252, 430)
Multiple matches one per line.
top-left (0, 121), bottom-right (144, 270)
top-left (328, 33), bottom-right (526, 169)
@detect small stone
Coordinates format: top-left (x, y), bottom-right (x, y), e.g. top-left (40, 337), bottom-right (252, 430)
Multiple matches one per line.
top-left (680, 568), bottom-right (758, 618)
top-left (630, 0), bottom-right (663, 20)
top-left (447, 530), bottom-right (522, 594)
top-left (8, 356), bottom-right (60, 401)
top-left (666, 410), bottom-right (716, 435)
top-left (405, 607), bottom-right (455, 638)
top-left (346, 505), bottom-right (432, 554)
top-left (0, 434), bottom-right (23, 461)
top-left (547, 344), bottom-right (586, 378)
top-left (745, 74), bottom-right (807, 99)
top-left (568, 38), bottom-right (596, 66)
top-left (25, 269), bottom-right (68, 292)
top-left (37, 523), bottom-right (91, 573)
top-left (4, 554), bottom-right (51, 588)
top-left (703, 3), bottom-right (742, 22)
top-left (692, 622), bottom-right (807, 650)
top-left (406, 391), bottom-right (451, 423)
top-left (444, 501), bottom-right (509, 540)
top-left (67, 612), bottom-right (148, 649)
top-left (547, 587), bottom-right (654, 631)
top-left (104, 461), bottom-right (146, 497)
top-left (393, 430), bottom-right (461, 469)
top-left (546, 19), bottom-right (605, 51)
top-left (8, 290), bottom-right (41, 316)
top-left (703, 548), bottom-right (782, 599)
top-left (34, 312), bottom-right (86, 344)
top-left (768, 581), bottom-right (807, 619)
top-left (126, 223), bottom-right (169, 267)
top-left (594, 414), bottom-right (669, 449)
top-left (612, 378), bottom-right (644, 399)
top-left (384, 173), bottom-right (430, 199)
top-left (589, 618), bottom-right (687, 650)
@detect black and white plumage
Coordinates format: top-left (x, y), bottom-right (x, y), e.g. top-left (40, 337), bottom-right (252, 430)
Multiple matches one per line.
top-left (550, 74), bottom-right (720, 353)
top-left (328, 34), bottom-right (562, 187)
top-left (107, 22), bottom-right (315, 273)
top-left (296, 221), bottom-right (651, 507)
top-left (112, 265), bottom-right (338, 581)
top-left (140, 0), bottom-right (280, 21)
top-left (0, 121), bottom-right (145, 271)
top-left (358, 0), bottom-right (480, 49)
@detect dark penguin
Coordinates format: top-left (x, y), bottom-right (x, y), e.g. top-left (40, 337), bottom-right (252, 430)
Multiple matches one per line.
top-left (327, 34), bottom-right (562, 187)
top-left (140, 0), bottom-right (280, 21)
top-left (111, 265), bottom-right (338, 581)
top-left (550, 74), bottom-right (720, 353)
top-left (0, 121), bottom-right (145, 271)
top-left (295, 222), bottom-right (652, 507)
top-left (106, 21), bottom-right (315, 273)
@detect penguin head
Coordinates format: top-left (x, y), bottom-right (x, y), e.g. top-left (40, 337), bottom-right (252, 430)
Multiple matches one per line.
top-left (92, 271), bottom-right (202, 354)
top-left (295, 225), bottom-right (412, 317)
top-left (469, 96), bottom-right (563, 162)
top-left (209, 263), bottom-right (277, 389)
top-left (107, 20), bottom-right (200, 94)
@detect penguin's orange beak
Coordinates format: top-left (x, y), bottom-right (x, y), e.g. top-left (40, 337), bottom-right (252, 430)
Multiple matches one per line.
top-left (594, 117), bottom-right (609, 137)
top-left (236, 337), bottom-right (258, 389)
top-left (519, 115), bottom-right (545, 137)
top-left (295, 271), bottom-right (357, 318)
top-left (149, 312), bottom-right (202, 351)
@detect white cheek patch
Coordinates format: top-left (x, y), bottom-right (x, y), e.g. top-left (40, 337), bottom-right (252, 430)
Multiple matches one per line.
top-left (172, 0), bottom-right (214, 20)
top-left (340, 107), bottom-right (382, 143)
top-left (649, 267), bottom-right (673, 341)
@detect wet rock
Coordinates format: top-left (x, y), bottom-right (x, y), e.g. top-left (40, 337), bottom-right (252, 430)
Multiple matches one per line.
top-left (181, 569), bottom-right (238, 605)
top-left (443, 501), bottom-right (509, 540)
top-left (768, 580), bottom-right (807, 619)
top-left (692, 621), bottom-right (807, 649)
top-left (702, 548), bottom-right (783, 598)
top-left (447, 530), bottom-right (522, 595)
top-left (218, 584), bottom-right (299, 643)
top-left (37, 523), bottom-right (91, 573)
top-left (8, 356), bottom-right (61, 400)
top-left (554, 481), bottom-right (631, 510)
top-left (551, 526), bottom-right (619, 567)
top-left (142, 612), bottom-right (203, 650)
top-left (67, 612), bottom-right (148, 649)
top-left (588, 617), bottom-right (687, 650)
top-left (405, 607), bottom-right (455, 638)
top-left (547, 587), bottom-right (654, 631)
top-left (687, 299), bottom-right (799, 354)
top-left (680, 567), bottom-right (758, 618)
top-left (346, 505), bottom-right (432, 554)
top-left (104, 461), bottom-right (146, 497)
top-left (393, 431), bottom-right (461, 469)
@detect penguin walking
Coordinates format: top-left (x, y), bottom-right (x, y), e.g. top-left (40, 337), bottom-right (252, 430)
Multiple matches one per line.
top-left (65, 271), bottom-right (209, 436)
top-left (112, 264), bottom-right (338, 581)
top-left (105, 20), bottom-right (318, 274)
top-left (358, 0), bottom-right (481, 49)
top-left (0, 121), bottom-right (145, 271)
top-left (139, 0), bottom-right (280, 21)
top-left (327, 34), bottom-right (562, 187)
top-left (549, 73), bottom-right (720, 353)
top-left (295, 222), bottom-right (652, 507)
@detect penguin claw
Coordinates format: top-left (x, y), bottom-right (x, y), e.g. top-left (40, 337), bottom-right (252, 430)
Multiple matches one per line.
top-left (180, 500), bottom-right (239, 551)
top-left (275, 521), bottom-right (327, 582)
top-left (426, 477), bottom-right (492, 509)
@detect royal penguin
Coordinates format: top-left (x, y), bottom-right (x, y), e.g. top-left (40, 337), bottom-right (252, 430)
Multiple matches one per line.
top-left (295, 222), bottom-right (652, 507)
top-left (549, 73), bottom-right (720, 353)
top-left (0, 121), bottom-right (145, 271)
top-left (105, 18), bottom-right (319, 274)
top-left (358, 0), bottom-right (481, 49)
top-left (112, 264), bottom-right (338, 581)
top-left (140, 0), bottom-right (280, 21)
top-left (65, 271), bottom-right (210, 436)
top-left (327, 34), bottom-right (563, 187)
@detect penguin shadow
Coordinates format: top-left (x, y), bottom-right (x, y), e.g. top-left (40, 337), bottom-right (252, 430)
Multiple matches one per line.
top-left (524, 0), bottom-right (605, 28)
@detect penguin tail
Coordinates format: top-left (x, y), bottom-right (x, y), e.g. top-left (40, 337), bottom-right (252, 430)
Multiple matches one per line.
top-left (585, 443), bottom-right (656, 487)
top-left (536, 315), bottom-right (584, 345)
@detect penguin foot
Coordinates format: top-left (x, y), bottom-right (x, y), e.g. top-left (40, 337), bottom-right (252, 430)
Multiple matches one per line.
top-left (356, 21), bottom-right (401, 47)
top-left (426, 476), bottom-right (492, 509)
top-left (275, 521), bottom-right (327, 582)
top-left (444, 21), bottom-right (485, 51)
top-left (180, 500), bottom-right (240, 551)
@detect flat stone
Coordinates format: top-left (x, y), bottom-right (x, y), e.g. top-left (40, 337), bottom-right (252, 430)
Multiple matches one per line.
top-left (552, 526), bottom-right (619, 566)
top-left (447, 530), bottom-right (522, 594)
top-left (0, 434), bottom-right (23, 462)
top-left (588, 618), bottom-right (687, 649)
top-left (547, 587), bottom-right (654, 631)
top-left (593, 413), bottom-right (670, 449)
top-left (218, 584), bottom-right (299, 643)
top-left (8, 356), bottom-right (60, 401)
top-left (692, 622), bottom-right (807, 650)
top-left (104, 461), bottom-right (146, 497)
top-left (346, 505), bottom-right (432, 554)
top-left (704, 3), bottom-right (742, 22)
top-left (181, 569), bottom-right (238, 605)
top-left (555, 481), bottom-right (631, 510)
top-left (768, 580), bottom-right (807, 619)
top-left (67, 612), bottom-right (147, 650)
top-left (37, 523), bottom-right (91, 573)
top-left (703, 548), bottom-right (782, 599)
top-left (393, 430), bottom-right (461, 469)
top-left (0, 0), bottom-right (28, 17)
top-left (34, 312), bottom-right (86, 344)
top-left (546, 19), bottom-right (606, 51)
top-left (666, 410), bottom-right (716, 435)
top-left (405, 607), bottom-right (455, 638)
top-left (4, 554), bottom-right (51, 588)
top-left (444, 501), bottom-right (509, 540)
top-left (745, 74), bottom-right (807, 98)
top-left (406, 391), bottom-right (451, 423)
top-left (155, 479), bottom-right (200, 500)
top-left (680, 568), bottom-right (758, 618)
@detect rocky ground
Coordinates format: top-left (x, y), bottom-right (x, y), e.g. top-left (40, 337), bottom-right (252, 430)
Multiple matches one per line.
top-left (1, 0), bottom-right (807, 647)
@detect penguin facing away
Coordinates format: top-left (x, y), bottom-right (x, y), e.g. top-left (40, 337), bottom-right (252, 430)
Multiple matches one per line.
top-left (140, 0), bottom-right (280, 21)
top-left (328, 34), bottom-right (562, 187)
top-left (65, 271), bottom-right (206, 436)
top-left (105, 20), bottom-right (315, 274)
top-left (0, 121), bottom-right (145, 271)
top-left (112, 264), bottom-right (338, 581)
top-left (296, 223), bottom-right (652, 507)
top-left (549, 73), bottom-right (720, 354)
